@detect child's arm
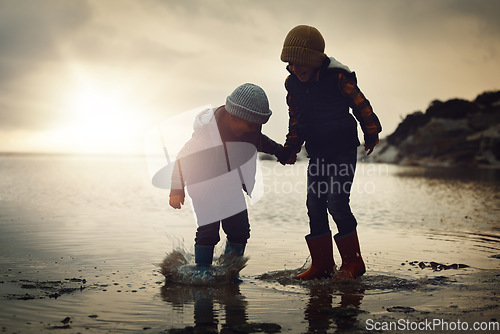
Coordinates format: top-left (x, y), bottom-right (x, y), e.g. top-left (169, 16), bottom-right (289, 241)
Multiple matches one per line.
top-left (255, 133), bottom-right (292, 165)
top-left (283, 78), bottom-right (305, 162)
top-left (169, 194), bottom-right (184, 209)
top-left (255, 133), bottom-right (279, 155)
top-left (168, 133), bottom-right (201, 209)
top-left (169, 159), bottom-right (185, 209)
top-left (284, 103), bottom-right (304, 152)
top-left (338, 72), bottom-right (382, 154)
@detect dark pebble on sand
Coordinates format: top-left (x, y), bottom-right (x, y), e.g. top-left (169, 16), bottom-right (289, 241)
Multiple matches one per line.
top-left (48, 324), bottom-right (71, 329)
top-left (66, 278), bottom-right (87, 283)
top-left (88, 315), bottom-right (98, 318)
top-left (387, 306), bottom-right (416, 313)
top-left (17, 294), bottom-right (36, 300)
top-left (412, 261), bottom-right (469, 271)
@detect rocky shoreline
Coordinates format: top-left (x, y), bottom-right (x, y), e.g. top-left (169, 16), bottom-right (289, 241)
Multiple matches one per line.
top-left (361, 91), bottom-right (500, 168)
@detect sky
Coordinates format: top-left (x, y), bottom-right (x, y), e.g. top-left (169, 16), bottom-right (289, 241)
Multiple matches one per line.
top-left (1, 0), bottom-right (499, 154)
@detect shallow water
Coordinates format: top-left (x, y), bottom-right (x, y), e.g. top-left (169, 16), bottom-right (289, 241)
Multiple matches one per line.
top-left (0, 154), bottom-right (499, 333)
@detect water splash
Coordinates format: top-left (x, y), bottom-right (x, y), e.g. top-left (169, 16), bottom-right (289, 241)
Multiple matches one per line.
top-left (160, 249), bottom-right (248, 286)
top-left (256, 268), bottom-right (453, 291)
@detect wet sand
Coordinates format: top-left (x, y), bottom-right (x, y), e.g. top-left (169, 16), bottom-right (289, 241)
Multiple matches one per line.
top-left (0, 155), bottom-right (499, 333)
top-left (1, 252), bottom-right (499, 333)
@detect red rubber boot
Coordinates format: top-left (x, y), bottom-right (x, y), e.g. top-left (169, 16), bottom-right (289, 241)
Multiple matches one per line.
top-left (334, 231), bottom-right (366, 281)
top-left (296, 231), bottom-right (335, 280)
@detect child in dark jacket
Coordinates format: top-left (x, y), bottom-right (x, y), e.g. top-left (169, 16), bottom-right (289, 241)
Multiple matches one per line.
top-left (169, 83), bottom-right (286, 278)
top-left (278, 25), bottom-right (382, 281)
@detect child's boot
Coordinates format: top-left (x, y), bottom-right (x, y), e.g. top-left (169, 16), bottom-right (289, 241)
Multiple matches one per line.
top-left (333, 231), bottom-right (366, 281)
top-left (224, 241), bottom-right (246, 257)
top-left (224, 241), bottom-right (246, 282)
top-left (193, 244), bottom-right (214, 283)
top-left (296, 231), bottom-right (335, 280)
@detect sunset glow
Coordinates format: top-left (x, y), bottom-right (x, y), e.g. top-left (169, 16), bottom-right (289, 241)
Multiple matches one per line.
top-left (49, 70), bottom-right (146, 154)
top-left (1, 0), bottom-right (499, 155)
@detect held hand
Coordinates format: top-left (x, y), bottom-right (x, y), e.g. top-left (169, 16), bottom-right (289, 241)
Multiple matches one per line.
top-left (276, 145), bottom-right (292, 165)
top-left (169, 194), bottom-right (185, 209)
top-left (364, 143), bottom-right (376, 156)
top-left (286, 153), bottom-right (297, 164)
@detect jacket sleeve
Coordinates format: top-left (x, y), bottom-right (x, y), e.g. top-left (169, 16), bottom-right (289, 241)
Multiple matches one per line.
top-left (169, 159), bottom-right (185, 197)
top-left (283, 77), bottom-right (305, 153)
top-left (169, 134), bottom-right (200, 198)
top-left (255, 133), bottom-right (280, 155)
top-left (338, 72), bottom-right (382, 146)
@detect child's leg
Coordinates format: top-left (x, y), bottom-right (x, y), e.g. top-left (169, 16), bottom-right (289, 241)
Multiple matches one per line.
top-left (221, 210), bottom-right (250, 245)
top-left (326, 150), bottom-right (357, 237)
top-left (327, 191), bottom-right (357, 237)
top-left (306, 159), bottom-right (331, 236)
top-left (325, 150), bottom-right (365, 280)
top-left (195, 221), bottom-right (221, 246)
top-left (194, 222), bottom-right (220, 270)
top-left (222, 210), bottom-right (249, 282)
top-left (296, 159), bottom-right (335, 280)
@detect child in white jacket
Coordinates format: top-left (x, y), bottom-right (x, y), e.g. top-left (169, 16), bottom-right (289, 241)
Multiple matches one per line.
top-left (169, 83), bottom-right (286, 277)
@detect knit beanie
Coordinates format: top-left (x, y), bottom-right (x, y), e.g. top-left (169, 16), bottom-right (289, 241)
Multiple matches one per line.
top-left (281, 25), bottom-right (327, 68)
top-left (225, 83), bottom-right (272, 124)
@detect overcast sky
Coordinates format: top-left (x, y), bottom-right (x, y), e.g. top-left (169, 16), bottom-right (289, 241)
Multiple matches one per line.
top-left (1, 0), bottom-right (499, 154)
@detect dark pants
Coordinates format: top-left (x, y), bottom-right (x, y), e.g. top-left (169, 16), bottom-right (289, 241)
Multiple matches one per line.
top-left (195, 210), bottom-right (250, 246)
top-left (306, 150), bottom-right (358, 237)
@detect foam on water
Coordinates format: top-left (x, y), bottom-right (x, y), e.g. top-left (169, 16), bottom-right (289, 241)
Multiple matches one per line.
top-left (160, 249), bottom-right (248, 286)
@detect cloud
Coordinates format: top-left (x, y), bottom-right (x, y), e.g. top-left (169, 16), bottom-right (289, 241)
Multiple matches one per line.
top-left (1, 0), bottom-right (499, 153)
top-left (446, 0), bottom-right (500, 34)
top-left (0, 0), bottom-right (92, 63)
top-left (0, 0), bottom-right (93, 130)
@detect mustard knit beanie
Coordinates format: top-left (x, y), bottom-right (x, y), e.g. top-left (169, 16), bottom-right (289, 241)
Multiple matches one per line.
top-left (281, 25), bottom-right (326, 68)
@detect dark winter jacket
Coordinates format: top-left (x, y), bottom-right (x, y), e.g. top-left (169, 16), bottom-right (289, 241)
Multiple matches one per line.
top-left (284, 57), bottom-right (382, 159)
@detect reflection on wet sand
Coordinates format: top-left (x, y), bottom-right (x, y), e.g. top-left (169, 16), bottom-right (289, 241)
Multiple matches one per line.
top-left (160, 281), bottom-right (368, 333)
top-left (161, 283), bottom-right (282, 333)
top-left (305, 284), bottom-right (365, 333)
top-left (254, 267), bottom-right (469, 333)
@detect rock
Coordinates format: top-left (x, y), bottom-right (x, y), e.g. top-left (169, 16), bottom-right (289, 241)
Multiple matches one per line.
top-left (363, 90), bottom-right (500, 168)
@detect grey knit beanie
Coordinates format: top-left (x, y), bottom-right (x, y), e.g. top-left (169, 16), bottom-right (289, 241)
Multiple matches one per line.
top-left (225, 83), bottom-right (272, 124)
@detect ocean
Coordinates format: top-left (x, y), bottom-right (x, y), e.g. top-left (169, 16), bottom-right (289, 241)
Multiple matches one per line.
top-left (0, 154), bottom-right (499, 333)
